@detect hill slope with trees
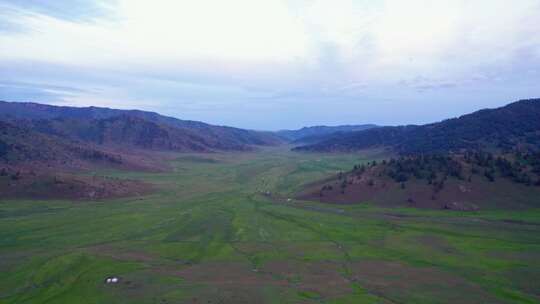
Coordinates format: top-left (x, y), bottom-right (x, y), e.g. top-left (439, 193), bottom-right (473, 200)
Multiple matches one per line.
top-left (294, 99), bottom-right (540, 154)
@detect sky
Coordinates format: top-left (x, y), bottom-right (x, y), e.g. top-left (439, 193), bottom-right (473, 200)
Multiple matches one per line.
top-left (0, 0), bottom-right (539, 130)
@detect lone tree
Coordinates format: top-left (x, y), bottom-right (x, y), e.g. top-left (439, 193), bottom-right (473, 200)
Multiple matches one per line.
top-left (484, 169), bottom-right (495, 182)
top-left (340, 180), bottom-right (347, 194)
top-left (11, 171), bottom-right (21, 181)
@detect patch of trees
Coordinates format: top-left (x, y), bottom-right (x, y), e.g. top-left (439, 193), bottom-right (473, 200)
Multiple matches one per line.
top-left (0, 140), bottom-right (8, 159)
top-left (0, 167), bottom-right (22, 181)
top-left (350, 150), bottom-right (540, 189)
top-left (466, 151), bottom-right (539, 186)
top-left (75, 147), bottom-right (123, 164)
top-left (381, 155), bottom-right (464, 184)
top-left (11, 170), bottom-right (21, 180)
top-left (319, 184), bottom-right (333, 197)
top-left (340, 179), bottom-right (347, 193)
top-left (352, 164), bottom-right (367, 176)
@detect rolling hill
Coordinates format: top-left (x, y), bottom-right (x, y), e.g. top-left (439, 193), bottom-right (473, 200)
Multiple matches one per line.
top-left (0, 120), bottom-right (122, 166)
top-left (299, 150), bottom-right (540, 210)
top-left (294, 98), bottom-right (540, 154)
top-left (0, 100), bottom-right (282, 152)
top-left (14, 116), bottom-right (246, 152)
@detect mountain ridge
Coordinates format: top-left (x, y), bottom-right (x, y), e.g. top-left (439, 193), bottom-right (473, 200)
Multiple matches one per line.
top-left (294, 98), bottom-right (540, 154)
top-left (277, 124), bottom-right (378, 142)
top-left (0, 100), bottom-right (283, 156)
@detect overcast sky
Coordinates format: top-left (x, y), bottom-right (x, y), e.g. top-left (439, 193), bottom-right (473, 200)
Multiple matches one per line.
top-left (1, 0), bottom-right (539, 130)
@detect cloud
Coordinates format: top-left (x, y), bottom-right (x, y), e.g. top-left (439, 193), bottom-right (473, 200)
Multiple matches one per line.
top-left (0, 1), bottom-right (115, 32)
top-left (0, 0), bottom-right (539, 129)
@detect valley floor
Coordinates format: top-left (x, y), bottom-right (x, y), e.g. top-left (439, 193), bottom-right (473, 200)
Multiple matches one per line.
top-left (1, 147), bottom-right (539, 303)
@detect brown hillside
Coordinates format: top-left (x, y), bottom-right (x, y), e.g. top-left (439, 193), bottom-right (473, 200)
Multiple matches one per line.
top-left (298, 154), bottom-right (540, 210)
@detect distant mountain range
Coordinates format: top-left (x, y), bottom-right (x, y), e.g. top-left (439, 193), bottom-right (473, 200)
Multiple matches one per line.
top-left (276, 124), bottom-right (378, 143)
top-left (4, 98), bottom-right (540, 167)
top-left (0, 101), bottom-right (282, 167)
top-left (294, 99), bottom-right (540, 154)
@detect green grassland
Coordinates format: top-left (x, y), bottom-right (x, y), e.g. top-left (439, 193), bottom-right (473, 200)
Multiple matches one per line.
top-left (1, 147), bottom-right (539, 303)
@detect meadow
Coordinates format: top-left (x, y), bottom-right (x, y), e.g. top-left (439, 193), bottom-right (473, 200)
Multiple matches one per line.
top-left (1, 147), bottom-right (539, 303)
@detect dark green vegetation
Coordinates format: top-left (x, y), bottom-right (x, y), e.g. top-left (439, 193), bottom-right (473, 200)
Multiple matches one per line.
top-left (304, 151), bottom-right (540, 210)
top-left (1, 148), bottom-right (539, 303)
top-left (295, 98), bottom-right (540, 154)
top-left (377, 151), bottom-right (540, 186)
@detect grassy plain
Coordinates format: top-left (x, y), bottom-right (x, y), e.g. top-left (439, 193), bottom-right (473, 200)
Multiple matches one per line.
top-left (1, 147), bottom-right (539, 303)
